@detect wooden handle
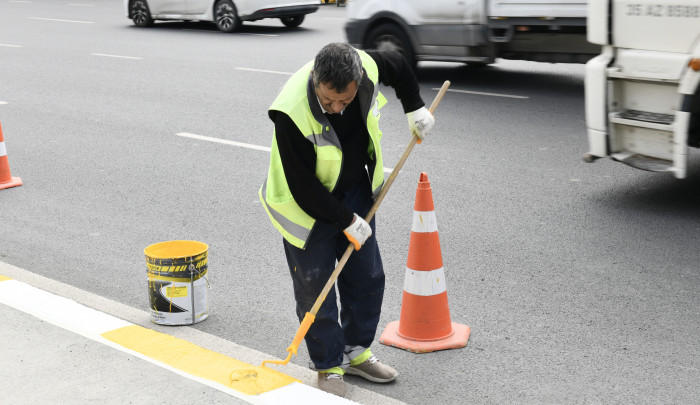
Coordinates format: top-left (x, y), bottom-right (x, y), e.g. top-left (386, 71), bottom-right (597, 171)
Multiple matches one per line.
top-left (364, 80), bottom-right (450, 223)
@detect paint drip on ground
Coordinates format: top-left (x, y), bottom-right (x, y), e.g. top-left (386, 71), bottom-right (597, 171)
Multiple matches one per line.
top-left (144, 240), bottom-right (209, 325)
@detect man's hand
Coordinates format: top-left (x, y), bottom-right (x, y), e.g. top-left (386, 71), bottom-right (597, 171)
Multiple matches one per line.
top-left (406, 106), bottom-right (435, 143)
top-left (343, 214), bottom-right (372, 251)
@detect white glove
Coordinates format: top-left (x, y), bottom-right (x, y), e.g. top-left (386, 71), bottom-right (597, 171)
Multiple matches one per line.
top-left (406, 106), bottom-right (435, 143)
top-left (343, 214), bottom-right (372, 251)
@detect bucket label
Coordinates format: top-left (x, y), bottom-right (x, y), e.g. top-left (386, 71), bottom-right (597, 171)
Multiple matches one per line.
top-left (148, 277), bottom-right (209, 325)
top-left (165, 286), bottom-right (187, 298)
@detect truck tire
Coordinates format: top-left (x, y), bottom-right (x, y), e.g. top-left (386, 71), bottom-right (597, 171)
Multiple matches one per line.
top-left (366, 23), bottom-right (415, 68)
top-left (688, 87), bottom-right (700, 147)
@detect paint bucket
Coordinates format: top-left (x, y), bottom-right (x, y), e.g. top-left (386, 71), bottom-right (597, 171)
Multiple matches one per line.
top-left (144, 240), bottom-right (209, 325)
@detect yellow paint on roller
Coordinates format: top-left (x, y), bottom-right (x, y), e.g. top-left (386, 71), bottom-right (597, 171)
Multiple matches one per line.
top-left (0, 274), bottom-right (11, 282)
top-left (101, 325), bottom-right (299, 395)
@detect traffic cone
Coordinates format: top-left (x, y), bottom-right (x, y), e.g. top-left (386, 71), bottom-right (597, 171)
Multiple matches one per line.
top-left (379, 172), bottom-right (469, 353)
top-left (0, 121), bottom-right (22, 190)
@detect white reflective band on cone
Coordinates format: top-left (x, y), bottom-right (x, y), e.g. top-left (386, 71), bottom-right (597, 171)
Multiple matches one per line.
top-left (0, 142), bottom-right (6, 157)
top-left (403, 267), bottom-right (447, 296)
top-left (412, 210), bottom-right (438, 233)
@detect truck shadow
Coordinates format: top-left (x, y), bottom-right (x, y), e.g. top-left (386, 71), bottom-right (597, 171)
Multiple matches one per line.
top-left (416, 61), bottom-right (584, 97)
top-left (590, 154), bottom-right (700, 218)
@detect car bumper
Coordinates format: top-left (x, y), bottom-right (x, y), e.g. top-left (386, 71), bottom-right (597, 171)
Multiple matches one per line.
top-left (244, 5), bottom-right (319, 21)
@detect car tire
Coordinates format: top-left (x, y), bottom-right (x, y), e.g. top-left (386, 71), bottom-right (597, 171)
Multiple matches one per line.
top-left (280, 15), bottom-right (305, 28)
top-left (214, 0), bottom-right (241, 33)
top-left (130, 0), bottom-right (154, 27)
top-left (366, 23), bottom-right (415, 69)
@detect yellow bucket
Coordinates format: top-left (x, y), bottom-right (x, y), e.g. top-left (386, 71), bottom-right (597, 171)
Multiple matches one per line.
top-left (144, 240), bottom-right (209, 325)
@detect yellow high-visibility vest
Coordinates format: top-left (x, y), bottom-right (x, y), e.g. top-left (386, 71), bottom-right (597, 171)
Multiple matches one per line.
top-left (259, 49), bottom-right (387, 249)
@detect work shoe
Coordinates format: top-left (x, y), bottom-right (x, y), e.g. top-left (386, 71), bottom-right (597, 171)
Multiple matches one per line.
top-left (346, 354), bottom-right (398, 383)
top-left (317, 372), bottom-right (347, 398)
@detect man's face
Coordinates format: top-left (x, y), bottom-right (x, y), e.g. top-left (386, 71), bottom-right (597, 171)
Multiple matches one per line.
top-left (315, 80), bottom-right (358, 114)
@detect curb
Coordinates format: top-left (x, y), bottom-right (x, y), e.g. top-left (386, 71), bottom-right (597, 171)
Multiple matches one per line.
top-left (0, 261), bottom-right (407, 405)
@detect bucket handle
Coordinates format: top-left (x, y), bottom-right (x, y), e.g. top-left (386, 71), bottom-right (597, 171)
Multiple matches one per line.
top-left (189, 263), bottom-right (211, 289)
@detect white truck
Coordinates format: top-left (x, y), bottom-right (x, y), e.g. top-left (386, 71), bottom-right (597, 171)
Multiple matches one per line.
top-left (344, 0), bottom-right (601, 67)
top-left (583, 0), bottom-right (700, 178)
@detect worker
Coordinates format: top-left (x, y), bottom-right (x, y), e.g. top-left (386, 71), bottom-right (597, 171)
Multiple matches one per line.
top-left (259, 42), bottom-right (434, 397)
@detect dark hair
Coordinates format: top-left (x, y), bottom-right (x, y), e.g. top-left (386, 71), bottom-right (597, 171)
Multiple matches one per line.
top-left (312, 43), bottom-right (363, 92)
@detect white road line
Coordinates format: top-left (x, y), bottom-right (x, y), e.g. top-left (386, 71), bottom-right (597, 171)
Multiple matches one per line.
top-left (0, 44), bottom-right (22, 48)
top-left (176, 132), bottom-right (394, 173)
top-left (28, 16), bottom-right (94, 24)
top-left (0, 101), bottom-right (8, 105)
top-left (92, 53), bottom-right (142, 60)
top-left (69, 3), bottom-right (96, 6)
top-left (9, 0), bottom-right (31, 3)
top-left (437, 88), bottom-right (529, 99)
top-left (235, 67), bottom-right (292, 76)
top-left (239, 33), bottom-right (278, 37)
top-left (176, 132), bottom-right (271, 152)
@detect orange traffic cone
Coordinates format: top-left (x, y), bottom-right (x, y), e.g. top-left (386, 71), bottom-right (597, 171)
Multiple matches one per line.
top-left (0, 121), bottom-right (22, 190)
top-left (379, 172), bottom-right (469, 353)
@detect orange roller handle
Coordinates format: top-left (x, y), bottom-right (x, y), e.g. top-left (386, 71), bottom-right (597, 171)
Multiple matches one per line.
top-left (261, 312), bottom-right (315, 367)
top-left (288, 312), bottom-right (315, 355)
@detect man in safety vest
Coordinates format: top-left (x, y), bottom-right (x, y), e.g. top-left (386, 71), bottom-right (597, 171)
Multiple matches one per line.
top-left (259, 43), bottom-right (434, 397)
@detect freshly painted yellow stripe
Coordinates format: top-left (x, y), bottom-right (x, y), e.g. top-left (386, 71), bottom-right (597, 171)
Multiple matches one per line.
top-left (0, 274), bottom-right (11, 282)
top-left (101, 325), bottom-right (298, 395)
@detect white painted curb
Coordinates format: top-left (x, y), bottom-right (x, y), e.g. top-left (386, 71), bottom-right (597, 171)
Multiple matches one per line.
top-left (0, 277), bottom-right (357, 405)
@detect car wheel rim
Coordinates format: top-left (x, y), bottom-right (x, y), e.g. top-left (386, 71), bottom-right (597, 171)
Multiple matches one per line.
top-left (216, 4), bottom-right (234, 30)
top-left (132, 2), bottom-right (148, 24)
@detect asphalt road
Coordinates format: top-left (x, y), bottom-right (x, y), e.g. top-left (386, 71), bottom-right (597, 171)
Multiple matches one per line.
top-left (1, 1), bottom-right (699, 404)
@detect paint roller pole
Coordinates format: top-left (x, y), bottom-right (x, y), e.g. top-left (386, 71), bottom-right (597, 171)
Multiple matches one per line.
top-left (262, 80), bottom-right (451, 368)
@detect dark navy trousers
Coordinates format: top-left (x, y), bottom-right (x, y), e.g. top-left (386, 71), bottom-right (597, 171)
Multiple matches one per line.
top-left (283, 175), bottom-right (385, 370)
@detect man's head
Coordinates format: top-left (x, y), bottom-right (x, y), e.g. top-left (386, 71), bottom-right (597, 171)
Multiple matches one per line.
top-left (312, 43), bottom-right (363, 114)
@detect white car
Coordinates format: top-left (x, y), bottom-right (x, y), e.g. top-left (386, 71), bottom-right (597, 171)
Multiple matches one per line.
top-left (124, 0), bottom-right (321, 32)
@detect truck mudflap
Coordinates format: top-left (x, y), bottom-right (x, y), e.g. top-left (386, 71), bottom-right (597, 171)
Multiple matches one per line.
top-left (584, 50), bottom-right (613, 158)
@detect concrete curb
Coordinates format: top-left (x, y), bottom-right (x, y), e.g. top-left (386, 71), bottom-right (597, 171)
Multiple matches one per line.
top-left (0, 261), bottom-right (407, 405)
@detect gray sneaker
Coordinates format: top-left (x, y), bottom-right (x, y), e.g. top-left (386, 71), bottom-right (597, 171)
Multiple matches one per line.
top-left (317, 372), bottom-right (347, 397)
top-left (346, 354), bottom-right (398, 383)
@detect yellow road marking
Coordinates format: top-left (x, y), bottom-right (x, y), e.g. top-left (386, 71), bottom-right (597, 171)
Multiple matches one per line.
top-left (101, 325), bottom-right (298, 395)
top-left (0, 274), bottom-right (11, 282)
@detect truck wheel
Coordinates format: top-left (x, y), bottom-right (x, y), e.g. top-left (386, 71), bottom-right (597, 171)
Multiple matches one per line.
top-left (130, 0), bottom-right (154, 27)
top-left (281, 15), bottom-right (305, 28)
top-left (214, 0), bottom-right (241, 33)
top-left (688, 87), bottom-right (700, 147)
top-left (366, 23), bottom-right (415, 68)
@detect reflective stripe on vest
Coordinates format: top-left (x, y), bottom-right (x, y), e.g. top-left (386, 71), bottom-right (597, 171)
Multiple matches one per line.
top-left (259, 180), bottom-right (310, 247)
